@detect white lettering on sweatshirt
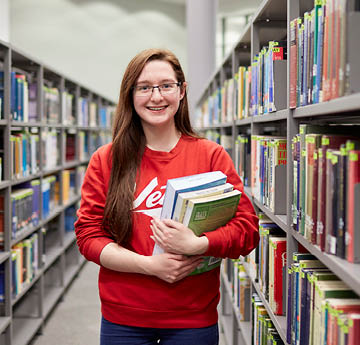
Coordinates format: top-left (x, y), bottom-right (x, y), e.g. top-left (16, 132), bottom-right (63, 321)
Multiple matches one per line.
top-left (133, 177), bottom-right (166, 217)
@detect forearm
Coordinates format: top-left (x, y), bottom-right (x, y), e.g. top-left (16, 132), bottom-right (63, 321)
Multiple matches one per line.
top-left (99, 242), bottom-right (205, 283)
top-left (99, 242), bottom-right (153, 275)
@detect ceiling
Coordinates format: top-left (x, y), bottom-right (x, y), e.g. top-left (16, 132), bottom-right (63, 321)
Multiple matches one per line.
top-left (157, 0), bottom-right (261, 15)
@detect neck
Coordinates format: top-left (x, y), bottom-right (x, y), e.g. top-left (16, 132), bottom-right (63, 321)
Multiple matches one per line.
top-left (143, 125), bottom-right (181, 152)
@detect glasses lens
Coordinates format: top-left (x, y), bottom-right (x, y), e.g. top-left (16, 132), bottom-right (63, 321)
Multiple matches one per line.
top-left (159, 83), bottom-right (178, 94)
top-left (134, 83), bottom-right (180, 97)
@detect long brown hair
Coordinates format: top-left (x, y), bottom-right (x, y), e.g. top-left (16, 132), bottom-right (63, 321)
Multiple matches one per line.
top-left (103, 48), bottom-right (198, 245)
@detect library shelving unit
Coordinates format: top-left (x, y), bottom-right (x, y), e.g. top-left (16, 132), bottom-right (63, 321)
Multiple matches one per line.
top-left (0, 39), bottom-right (114, 345)
top-left (196, 0), bottom-right (360, 344)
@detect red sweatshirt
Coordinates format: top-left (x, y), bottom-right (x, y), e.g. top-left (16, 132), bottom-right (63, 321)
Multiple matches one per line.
top-left (75, 135), bottom-right (259, 328)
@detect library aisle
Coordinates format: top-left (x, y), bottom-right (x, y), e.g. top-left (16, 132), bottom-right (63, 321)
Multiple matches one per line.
top-left (30, 261), bottom-right (227, 345)
top-left (30, 262), bottom-right (102, 345)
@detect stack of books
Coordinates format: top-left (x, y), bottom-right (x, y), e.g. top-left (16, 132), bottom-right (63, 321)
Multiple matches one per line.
top-left (154, 171), bottom-right (242, 275)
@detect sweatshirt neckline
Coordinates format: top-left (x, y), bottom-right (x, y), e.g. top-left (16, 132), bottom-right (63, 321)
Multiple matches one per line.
top-left (143, 135), bottom-right (192, 160)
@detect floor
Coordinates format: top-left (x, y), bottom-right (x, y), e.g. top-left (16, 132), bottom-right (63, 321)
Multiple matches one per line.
top-left (30, 261), bottom-right (227, 345)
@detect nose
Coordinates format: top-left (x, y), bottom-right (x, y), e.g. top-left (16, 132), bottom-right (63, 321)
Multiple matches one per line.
top-left (150, 87), bottom-right (164, 101)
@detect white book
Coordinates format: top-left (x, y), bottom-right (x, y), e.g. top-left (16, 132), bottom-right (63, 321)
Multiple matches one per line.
top-left (172, 182), bottom-right (234, 223)
top-left (160, 171), bottom-right (227, 220)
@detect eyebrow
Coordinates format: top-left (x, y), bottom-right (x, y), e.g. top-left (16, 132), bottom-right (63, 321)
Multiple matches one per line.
top-left (136, 78), bottom-right (177, 85)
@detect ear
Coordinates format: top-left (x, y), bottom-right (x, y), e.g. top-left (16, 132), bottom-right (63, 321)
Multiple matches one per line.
top-left (179, 81), bottom-right (187, 100)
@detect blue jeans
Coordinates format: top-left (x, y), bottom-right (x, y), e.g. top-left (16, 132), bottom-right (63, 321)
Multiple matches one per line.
top-left (100, 317), bottom-right (219, 345)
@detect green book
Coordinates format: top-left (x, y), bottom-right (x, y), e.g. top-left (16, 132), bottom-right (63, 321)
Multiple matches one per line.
top-left (183, 189), bottom-right (241, 236)
top-left (183, 189), bottom-right (242, 275)
top-left (172, 182), bottom-right (234, 223)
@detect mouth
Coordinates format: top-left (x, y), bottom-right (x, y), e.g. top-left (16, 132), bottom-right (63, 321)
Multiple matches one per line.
top-left (147, 105), bottom-right (168, 111)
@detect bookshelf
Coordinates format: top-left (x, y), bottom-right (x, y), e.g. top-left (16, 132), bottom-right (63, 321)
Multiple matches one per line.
top-left (0, 39), bottom-right (114, 345)
top-left (196, 0), bottom-right (360, 344)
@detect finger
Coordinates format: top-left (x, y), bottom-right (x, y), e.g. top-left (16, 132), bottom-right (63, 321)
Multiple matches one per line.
top-left (151, 217), bottom-right (164, 228)
top-left (150, 219), bottom-right (162, 235)
top-left (161, 218), bottom-right (181, 229)
top-left (150, 225), bottom-right (165, 247)
top-left (176, 260), bottom-right (204, 281)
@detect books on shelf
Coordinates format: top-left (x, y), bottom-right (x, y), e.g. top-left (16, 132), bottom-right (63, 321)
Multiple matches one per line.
top-left (11, 233), bottom-right (39, 297)
top-left (292, 125), bottom-right (360, 263)
top-left (252, 293), bottom-right (285, 345)
top-left (251, 135), bottom-right (287, 213)
top-left (155, 171), bottom-right (241, 275)
top-left (62, 90), bottom-right (75, 125)
top-left (11, 71), bottom-right (29, 122)
top-left (43, 85), bottom-right (60, 124)
top-left (223, 259), bottom-right (251, 321)
top-left (10, 130), bottom-right (40, 179)
top-left (286, 251), bottom-right (360, 345)
top-left (289, 0), bottom-right (360, 108)
top-left (65, 131), bottom-right (76, 162)
top-left (235, 134), bottom-right (251, 187)
top-left (42, 128), bottom-right (59, 170)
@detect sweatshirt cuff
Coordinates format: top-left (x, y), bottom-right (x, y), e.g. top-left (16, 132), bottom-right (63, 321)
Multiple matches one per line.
top-left (84, 237), bottom-right (114, 265)
top-left (202, 232), bottom-right (222, 257)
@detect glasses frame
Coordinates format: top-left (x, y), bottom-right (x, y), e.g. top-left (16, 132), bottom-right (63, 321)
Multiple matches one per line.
top-left (133, 82), bottom-right (182, 97)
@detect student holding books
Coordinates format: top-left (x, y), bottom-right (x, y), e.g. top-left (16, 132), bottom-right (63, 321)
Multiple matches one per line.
top-left (75, 48), bottom-right (259, 345)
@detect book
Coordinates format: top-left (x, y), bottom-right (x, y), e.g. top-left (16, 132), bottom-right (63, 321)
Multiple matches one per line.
top-left (292, 259), bottom-right (325, 345)
top-left (346, 150), bottom-right (360, 263)
top-left (172, 182), bottom-right (234, 223)
top-left (268, 236), bottom-right (286, 315)
top-left (258, 221), bottom-right (283, 299)
top-left (325, 149), bottom-right (341, 254)
top-left (182, 189), bottom-right (241, 236)
top-left (317, 134), bottom-right (355, 251)
top-left (304, 133), bottom-right (322, 242)
top-left (290, 18), bottom-right (298, 108)
top-left (312, 280), bottom-right (357, 345)
top-left (348, 314), bottom-right (360, 345)
top-left (160, 171), bottom-right (227, 220)
top-left (325, 298), bottom-right (360, 345)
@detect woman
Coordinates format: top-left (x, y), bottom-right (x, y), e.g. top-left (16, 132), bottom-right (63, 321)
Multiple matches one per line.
top-left (75, 48), bottom-right (259, 345)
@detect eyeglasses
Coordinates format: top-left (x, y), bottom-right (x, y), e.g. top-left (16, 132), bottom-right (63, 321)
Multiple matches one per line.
top-left (133, 82), bottom-right (182, 97)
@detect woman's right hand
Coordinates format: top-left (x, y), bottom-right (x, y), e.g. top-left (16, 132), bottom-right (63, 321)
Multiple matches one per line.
top-left (147, 253), bottom-right (203, 283)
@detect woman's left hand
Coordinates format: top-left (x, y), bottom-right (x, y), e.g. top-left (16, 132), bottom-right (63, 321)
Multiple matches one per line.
top-left (150, 217), bottom-right (209, 255)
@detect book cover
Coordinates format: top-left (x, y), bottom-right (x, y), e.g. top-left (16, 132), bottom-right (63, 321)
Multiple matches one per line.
top-left (294, 260), bottom-right (325, 344)
top-left (290, 18), bottom-right (298, 108)
top-left (325, 149), bottom-right (341, 254)
top-left (182, 189), bottom-right (241, 236)
top-left (304, 133), bottom-right (322, 241)
top-left (308, 270), bottom-right (338, 345)
top-left (268, 236), bottom-right (286, 315)
top-left (160, 171), bottom-right (227, 220)
top-left (298, 124), bottom-right (329, 236)
top-left (348, 314), bottom-right (360, 345)
top-left (317, 135), bottom-right (354, 250)
top-left (322, 0), bottom-right (331, 101)
top-left (325, 299), bottom-right (360, 345)
top-left (258, 221), bottom-right (283, 298)
top-left (313, 281), bottom-right (357, 345)
top-left (346, 150), bottom-right (360, 263)
top-left (183, 189), bottom-right (241, 275)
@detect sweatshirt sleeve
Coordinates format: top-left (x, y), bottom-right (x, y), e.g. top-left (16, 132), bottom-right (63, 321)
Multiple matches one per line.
top-left (74, 148), bottom-right (114, 265)
top-left (202, 145), bottom-right (259, 259)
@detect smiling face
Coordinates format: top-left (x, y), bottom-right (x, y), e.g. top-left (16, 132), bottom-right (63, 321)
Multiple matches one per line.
top-left (133, 60), bottom-right (186, 132)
